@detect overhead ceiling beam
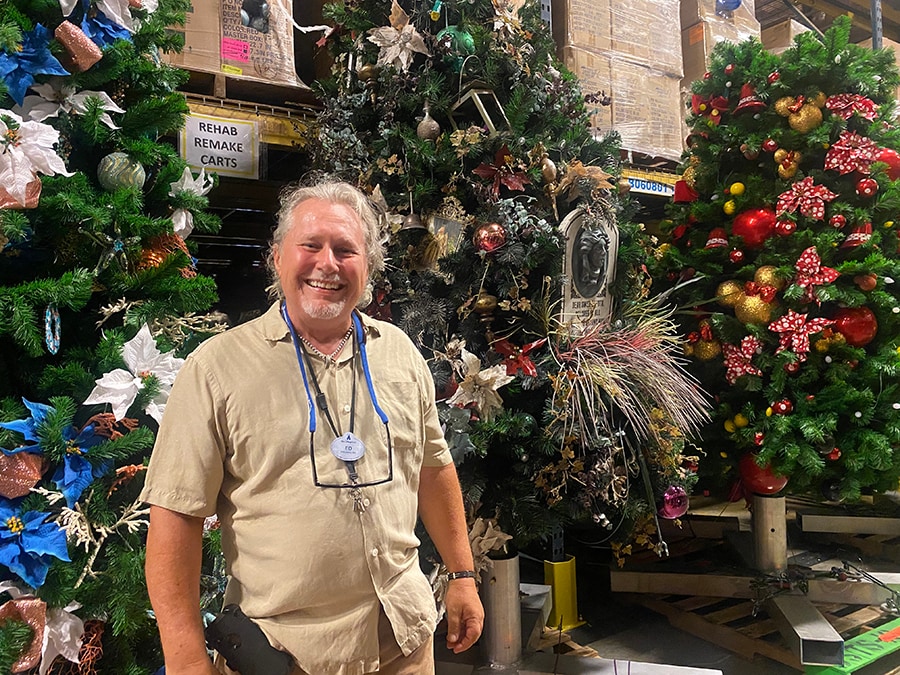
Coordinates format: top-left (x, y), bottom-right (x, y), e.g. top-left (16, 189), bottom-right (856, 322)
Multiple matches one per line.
top-left (799, 0), bottom-right (900, 38)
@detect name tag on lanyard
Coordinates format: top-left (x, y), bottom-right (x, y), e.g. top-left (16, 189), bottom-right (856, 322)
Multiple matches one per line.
top-left (331, 432), bottom-right (366, 462)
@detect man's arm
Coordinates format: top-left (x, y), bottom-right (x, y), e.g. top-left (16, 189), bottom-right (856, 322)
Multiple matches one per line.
top-left (145, 505), bottom-right (219, 675)
top-left (418, 463), bottom-right (484, 654)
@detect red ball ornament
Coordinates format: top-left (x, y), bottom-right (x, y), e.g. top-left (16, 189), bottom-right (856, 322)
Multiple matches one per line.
top-left (762, 139), bottom-right (779, 153)
top-left (658, 485), bottom-right (690, 520)
top-left (833, 307), bottom-right (878, 347)
top-left (753, 432), bottom-right (765, 446)
top-left (829, 214), bottom-right (847, 229)
top-left (767, 71), bottom-right (781, 84)
top-left (876, 147), bottom-right (900, 181)
top-left (739, 453), bottom-right (789, 495)
top-left (732, 207), bottom-right (776, 248)
top-left (827, 448), bottom-right (841, 461)
top-left (703, 71), bottom-right (711, 79)
top-left (856, 177), bottom-right (878, 198)
top-left (729, 249), bottom-right (745, 263)
top-left (724, 63), bottom-right (735, 75)
top-left (772, 399), bottom-right (793, 415)
top-left (784, 361), bottom-right (800, 374)
top-left (774, 219), bottom-right (796, 236)
top-left (473, 222), bottom-right (507, 252)
top-left (854, 274), bottom-right (877, 291)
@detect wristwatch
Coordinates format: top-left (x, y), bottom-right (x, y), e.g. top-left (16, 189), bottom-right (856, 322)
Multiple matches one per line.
top-left (446, 570), bottom-right (477, 580)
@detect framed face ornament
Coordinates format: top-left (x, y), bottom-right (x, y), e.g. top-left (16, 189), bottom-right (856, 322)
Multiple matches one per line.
top-left (559, 206), bottom-right (619, 330)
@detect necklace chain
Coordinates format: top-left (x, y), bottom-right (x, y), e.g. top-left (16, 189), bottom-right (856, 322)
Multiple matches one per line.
top-left (301, 327), bottom-right (353, 362)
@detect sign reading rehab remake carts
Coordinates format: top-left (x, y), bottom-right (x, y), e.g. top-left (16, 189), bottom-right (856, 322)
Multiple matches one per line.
top-left (559, 206), bottom-right (619, 329)
top-left (180, 113), bottom-right (259, 180)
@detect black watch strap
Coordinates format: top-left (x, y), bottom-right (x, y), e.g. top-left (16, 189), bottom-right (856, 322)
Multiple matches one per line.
top-left (447, 570), bottom-right (477, 580)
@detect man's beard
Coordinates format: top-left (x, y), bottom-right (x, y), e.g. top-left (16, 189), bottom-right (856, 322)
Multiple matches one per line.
top-left (301, 295), bottom-right (347, 321)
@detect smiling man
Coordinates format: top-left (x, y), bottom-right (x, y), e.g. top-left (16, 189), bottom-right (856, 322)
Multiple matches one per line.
top-left (142, 181), bottom-right (483, 675)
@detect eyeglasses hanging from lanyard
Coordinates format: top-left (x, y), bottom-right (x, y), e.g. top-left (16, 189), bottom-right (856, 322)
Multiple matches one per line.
top-left (281, 303), bottom-right (393, 502)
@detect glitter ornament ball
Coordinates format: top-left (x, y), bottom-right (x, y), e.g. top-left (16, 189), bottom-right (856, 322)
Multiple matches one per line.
top-left (97, 152), bottom-right (146, 192)
top-left (658, 485), bottom-right (689, 519)
top-left (473, 222), bottom-right (507, 252)
top-left (716, 280), bottom-right (744, 306)
top-left (754, 265), bottom-right (785, 290)
top-left (734, 294), bottom-right (774, 324)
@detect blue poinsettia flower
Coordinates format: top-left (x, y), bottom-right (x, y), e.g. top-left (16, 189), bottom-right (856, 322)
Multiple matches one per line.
top-left (0, 398), bottom-right (53, 455)
top-left (80, 3), bottom-right (131, 49)
top-left (0, 498), bottom-right (70, 589)
top-left (0, 24), bottom-right (69, 105)
top-left (52, 422), bottom-right (111, 508)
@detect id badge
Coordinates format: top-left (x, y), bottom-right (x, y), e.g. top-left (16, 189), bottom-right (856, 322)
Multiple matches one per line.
top-left (331, 432), bottom-right (366, 462)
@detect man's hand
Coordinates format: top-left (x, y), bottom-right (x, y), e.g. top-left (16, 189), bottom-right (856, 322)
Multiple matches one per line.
top-left (444, 578), bottom-right (484, 654)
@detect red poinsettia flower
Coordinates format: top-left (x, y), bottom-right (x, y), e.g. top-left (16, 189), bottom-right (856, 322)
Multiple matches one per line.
top-left (691, 94), bottom-right (729, 126)
top-left (491, 337), bottom-right (547, 377)
top-left (473, 145), bottom-right (531, 198)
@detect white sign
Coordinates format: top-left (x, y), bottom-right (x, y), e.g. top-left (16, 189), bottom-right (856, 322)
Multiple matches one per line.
top-left (180, 113), bottom-right (259, 179)
top-left (627, 177), bottom-right (675, 197)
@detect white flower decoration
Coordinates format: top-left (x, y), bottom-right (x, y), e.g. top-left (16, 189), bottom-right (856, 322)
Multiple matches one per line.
top-left (59, 0), bottom-right (157, 32)
top-left (17, 80), bottom-right (125, 129)
top-left (83, 324), bottom-right (184, 423)
top-left (367, 0), bottom-right (431, 72)
top-left (168, 167), bottom-right (214, 239)
top-left (446, 348), bottom-right (514, 422)
top-left (0, 109), bottom-right (73, 206)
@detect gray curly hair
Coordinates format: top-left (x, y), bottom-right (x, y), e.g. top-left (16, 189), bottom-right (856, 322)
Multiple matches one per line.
top-left (266, 181), bottom-right (387, 304)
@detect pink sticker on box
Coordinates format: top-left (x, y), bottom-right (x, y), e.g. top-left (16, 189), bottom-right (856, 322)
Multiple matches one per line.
top-left (221, 37), bottom-right (250, 63)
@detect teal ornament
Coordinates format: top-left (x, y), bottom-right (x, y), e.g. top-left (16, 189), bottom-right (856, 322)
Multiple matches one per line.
top-left (97, 152), bottom-right (146, 192)
top-left (436, 25), bottom-right (475, 73)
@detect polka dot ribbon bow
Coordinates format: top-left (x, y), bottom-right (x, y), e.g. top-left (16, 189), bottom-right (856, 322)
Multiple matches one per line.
top-left (769, 309), bottom-right (834, 361)
top-left (776, 177), bottom-right (838, 221)
top-left (722, 336), bottom-right (764, 385)
top-left (825, 94), bottom-right (878, 121)
top-left (795, 246), bottom-right (839, 304)
top-left (824, 130), bottom-right (878, 175)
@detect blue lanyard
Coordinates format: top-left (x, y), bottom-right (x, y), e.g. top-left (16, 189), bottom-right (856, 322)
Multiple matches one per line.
top-left (280, 303), bottom-right (388, 432)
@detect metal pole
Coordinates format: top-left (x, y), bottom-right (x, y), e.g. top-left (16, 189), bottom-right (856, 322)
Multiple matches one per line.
top-left (752, 494), bottom-right (787, 572)
top-left (871, 0), bottom-right (883, 50)
top-left (480, 553), bottom-right (522, 668)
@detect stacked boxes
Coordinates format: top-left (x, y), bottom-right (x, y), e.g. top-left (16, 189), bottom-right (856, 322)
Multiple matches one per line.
top-left (681, 0), bottom-right (761, 86)
top-left (760, 19), bottom-right (811, 55)
top-left (162, 0), bottom-right (307, 89)
top-left (554, 0), bottom-right (685, 160)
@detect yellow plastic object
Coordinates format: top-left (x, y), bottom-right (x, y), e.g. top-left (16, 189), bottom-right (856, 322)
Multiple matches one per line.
top-left (543, 555), bottom-right (586, 631)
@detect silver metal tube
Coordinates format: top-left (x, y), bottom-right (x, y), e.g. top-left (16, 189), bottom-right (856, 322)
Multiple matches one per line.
top-left (480, 554), bottom-right (522, 668)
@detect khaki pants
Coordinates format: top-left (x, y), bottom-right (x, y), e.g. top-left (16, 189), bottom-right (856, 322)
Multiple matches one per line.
top-left (215, 609), bottom-right (435, 675)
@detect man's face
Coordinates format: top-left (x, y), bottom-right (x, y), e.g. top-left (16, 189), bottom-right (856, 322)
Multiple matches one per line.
top-left (274, 198), bottom-right (369, 331)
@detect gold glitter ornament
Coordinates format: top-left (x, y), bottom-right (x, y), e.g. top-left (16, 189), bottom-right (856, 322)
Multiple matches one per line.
top-left (754, 265), bottom-right (785, 290)
top-left (694, 339), bottom-right (722, 361)
top-left (0, 597), bottom-right (46, 672)
top-left (774, 96), bottom-right (794, 116)
top-left (716, 280), bottom-right (744, 306)
top-left (416, 103), bottom-right (441, 141)
top-left (778, 162), bottom-right (799, 179)
top-left (55, 20), bottom-right (103, 72)
top-left (789, 104), bottom-right (823, 133)
top-left (735, 294), bottom-right (774, 324)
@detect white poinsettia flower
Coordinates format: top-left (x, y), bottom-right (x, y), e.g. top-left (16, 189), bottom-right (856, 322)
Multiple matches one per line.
top-left (0, 109), bottom-right (73, 205)
top-left (366, 0), bottom-right (431, 72)
top-left (40, 602), bottom-right (84, 675)
top-left (17, 80), bottom-right (125, 129)
top-left (447, 349), bottom-right (514, 422)
top-left (83, 324), bottom-right (184, 423)
top-left (168, 167), bottom-right (214, 238)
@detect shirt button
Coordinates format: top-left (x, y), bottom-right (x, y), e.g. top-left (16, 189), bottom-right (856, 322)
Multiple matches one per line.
top-left (343, 404), bottom-right (351, 413)
top-left (370, 548), bottom-right (379, 557)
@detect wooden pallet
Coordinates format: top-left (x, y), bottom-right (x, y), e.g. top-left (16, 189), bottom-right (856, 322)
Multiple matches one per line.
top-left (176, 66), bottom-right (320, 109)
top-left (623, 593), bottom-right (898, 672)
top-left (533, 626), bottom-right (600, 658)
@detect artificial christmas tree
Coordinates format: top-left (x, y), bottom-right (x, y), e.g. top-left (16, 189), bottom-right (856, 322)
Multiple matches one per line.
top-left (0, 1), bottom-right (221, 671)
top-left (653, 17), bottom-right (900, 504)
top-left (312, 0), bottom-right (709, 561)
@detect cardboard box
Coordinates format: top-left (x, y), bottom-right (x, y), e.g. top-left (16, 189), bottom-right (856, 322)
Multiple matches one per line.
top-left (561, 46), bottom-right (684, 160)
top-left (162, 2), bottom-right (221, 73)
top-left (680, 0), bottom-right (758, 34)
top-left (761, 19), bottom-right (810, 55)
top-left (555, 0), bottom-right (682, 78)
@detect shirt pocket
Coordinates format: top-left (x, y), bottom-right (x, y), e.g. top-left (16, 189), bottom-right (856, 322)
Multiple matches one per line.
top-left (371, 380), bottom-right (422, 451)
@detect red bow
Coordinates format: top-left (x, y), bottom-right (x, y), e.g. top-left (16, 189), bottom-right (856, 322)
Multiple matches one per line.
top-left (743, 281), bottom-right (778, 303)
top-left (768, 310), bottom-right (834, 361)
top-left (722, 336), bottom-right (763, 385)
top-left (473, 145), bottom-right (531, 199)
top-left (492, 337), bottom-right (547, 377)
top-left (794, 246), bottom-right (839, 304)
top-left (691, 94), bottom-right (729, 125)
top-left (824, 130), bottom-right (879, 175)
top-left (825, 94), bottom-right (878, 121)
top-left (776, 177), bottom-right (838, 221)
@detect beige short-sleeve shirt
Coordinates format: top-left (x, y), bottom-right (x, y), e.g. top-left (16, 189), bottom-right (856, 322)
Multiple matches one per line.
top-left (141, 302), bottom-right (452, 675)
